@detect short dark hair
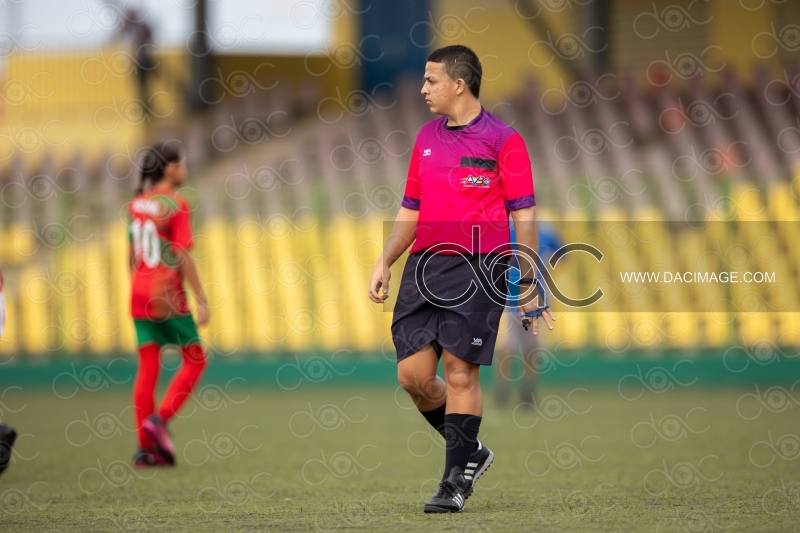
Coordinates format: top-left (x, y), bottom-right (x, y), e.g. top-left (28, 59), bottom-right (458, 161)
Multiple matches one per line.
top-left (427, 45), bottom-right (482, 98)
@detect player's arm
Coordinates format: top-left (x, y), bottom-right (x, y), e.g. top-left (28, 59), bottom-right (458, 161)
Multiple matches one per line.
top-left (510, 206), bottom-right (554, 334)
top-left (369, 207), bottom-right (418, 303)
top-left (500, 132), bottom-right (555, 335)
top-left (177, 251), bottom-right (209, 326)
top-left (369, 138), bottom-right (422, 303)
top-left (171, 201), bottom-right (209, 326)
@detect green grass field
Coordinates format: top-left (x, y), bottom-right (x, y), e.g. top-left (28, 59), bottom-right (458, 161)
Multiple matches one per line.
top-left (1, 383), bottom-right (798, 532)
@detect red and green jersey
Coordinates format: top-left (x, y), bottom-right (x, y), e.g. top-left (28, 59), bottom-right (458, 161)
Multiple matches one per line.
top-left (128, 186), bottom-right (194, 320)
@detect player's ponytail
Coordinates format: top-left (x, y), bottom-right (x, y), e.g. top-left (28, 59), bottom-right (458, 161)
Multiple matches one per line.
top-left (136, 141), bottom-right (183, 196)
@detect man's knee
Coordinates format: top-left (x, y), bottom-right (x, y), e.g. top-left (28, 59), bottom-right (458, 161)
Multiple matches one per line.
top-left (398, 366), bottom-right (444, 403)
top-left (444, 359), bottom-right (478, 394)
top-left (397, 366), bottom-right (429, 392)
top-left (397, 365), bottom-right (418, 392)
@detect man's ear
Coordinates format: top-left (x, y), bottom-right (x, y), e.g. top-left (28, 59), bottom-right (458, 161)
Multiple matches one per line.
top-left (454, 78), bottom-right (466, 96)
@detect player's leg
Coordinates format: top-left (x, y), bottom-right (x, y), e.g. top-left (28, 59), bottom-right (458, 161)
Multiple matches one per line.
top-left (146, 315), bottom-right (205, 463)
top-left (392, 252), bottom-right (449, 436)
top-left (441, 349), bottom-right (482, 470)
top-left (397, 342), bottom-right (447, 435)
top-left (423, 348), bottom-right (483, 513)
top-left (494, 313), bottom-right (516, 408)
top-left (132, 339), bottom-right (160, 450)
top-left (425, 255), bottom-right (507, 512)
top-left (158, 342), bottom-right (207, 421)
top-left (131, 321), bottom-right (171, 466)
top-left (520, 333), bottom-right (540, 406)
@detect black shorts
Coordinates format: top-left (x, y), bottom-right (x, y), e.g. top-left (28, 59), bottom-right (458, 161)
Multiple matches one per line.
top-left (391, 252), bottom-right (508, 366)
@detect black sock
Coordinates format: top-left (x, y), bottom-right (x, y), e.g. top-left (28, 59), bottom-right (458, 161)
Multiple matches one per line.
top-left (420, 403), bottom-right (446, 437)
top-left (442, 413), bottom-right (481, 480)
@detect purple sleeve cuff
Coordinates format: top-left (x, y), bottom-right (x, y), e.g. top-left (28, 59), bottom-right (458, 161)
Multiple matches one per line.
top-left (401, 195), bottom-right (421, 210)
top-left (504, 195), bottom-right (536, 211)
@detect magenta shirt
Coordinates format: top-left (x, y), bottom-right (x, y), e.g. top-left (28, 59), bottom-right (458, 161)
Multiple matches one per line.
top-left (402, 108), bottom-right (536, 254)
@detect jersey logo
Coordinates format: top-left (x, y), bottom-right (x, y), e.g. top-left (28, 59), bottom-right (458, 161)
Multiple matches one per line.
top-left (423, 148), bottom-right (431, 156)
top-left (471, 338), bottom-right (483, 346)
top-left (461, 175), bottom-right (491, 188)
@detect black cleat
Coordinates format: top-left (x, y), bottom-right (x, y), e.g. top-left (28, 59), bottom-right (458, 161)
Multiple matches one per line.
top-left (424, 466), bottom-right (470, 513)
top-left (0, 423), bottom-right (17, 476)
top-left (464, 440), bottom-right (494, 499)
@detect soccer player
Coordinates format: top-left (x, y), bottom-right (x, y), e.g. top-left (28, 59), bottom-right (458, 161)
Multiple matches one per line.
top-left (368, 45), bottom-right (556, 513)
top-left (128, 142), bottom-right (209, 467)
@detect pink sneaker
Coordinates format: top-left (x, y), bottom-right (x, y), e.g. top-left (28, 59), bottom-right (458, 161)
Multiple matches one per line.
top-left (142, 415), bottom-right (175, 464)
top-left (132, 447), bottom-right (173, 467)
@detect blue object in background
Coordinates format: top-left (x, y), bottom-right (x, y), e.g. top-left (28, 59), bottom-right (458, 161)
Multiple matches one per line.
top-left (360, 0), bottom-right (430, 93)
top-left (506, 221), bottom-right (562, 307)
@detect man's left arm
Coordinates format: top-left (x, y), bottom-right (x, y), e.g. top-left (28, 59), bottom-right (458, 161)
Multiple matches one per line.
top-left (500, 133), bottom-right (555, 335)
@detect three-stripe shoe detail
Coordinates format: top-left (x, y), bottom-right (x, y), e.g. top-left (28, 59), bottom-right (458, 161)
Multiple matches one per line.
top-left (464, 461), bottom-right (478, 481)
top-left (464, 440), bottom-right (494, 500)
top-left (423, 467), bottom-right (470, 513)
top-left (422, 443), bottom-right (495, 513)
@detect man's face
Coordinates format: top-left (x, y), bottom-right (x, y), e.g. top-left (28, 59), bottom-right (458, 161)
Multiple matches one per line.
top-left (421, 61), bottom-right (457, 115)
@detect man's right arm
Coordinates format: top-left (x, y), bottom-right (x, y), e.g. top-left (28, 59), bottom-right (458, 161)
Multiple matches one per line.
top-left (369, 134), bottom-right (422, 303)
top-left (382, 206), bottom-right (418, 268)
top-left (368, 207), bottom-right (418, 303)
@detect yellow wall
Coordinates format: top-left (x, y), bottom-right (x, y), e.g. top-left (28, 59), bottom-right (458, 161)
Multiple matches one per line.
top-left (432, 0), bottom-right (575, 103)
top-left (0, 5), bottom-right (361, 173)
top-left (707, 0), bottom-right (782, 82)
top-left (0, 49), bottom-right (187, 170)
top-left (429, 0), bottom-right (795, 98)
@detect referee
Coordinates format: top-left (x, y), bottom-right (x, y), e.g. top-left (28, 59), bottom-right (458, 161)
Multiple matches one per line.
top-left (368, 45), bottom-right (556, 513)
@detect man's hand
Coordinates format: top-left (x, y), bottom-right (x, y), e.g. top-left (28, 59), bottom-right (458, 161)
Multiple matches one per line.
top-left (368, 261), bottom-right (391, 303)
top-left (518, 285), bottom-right (555, 336)
top-left (196, 300), bottom-right (210, 327)
top-left (368, 207), bottom-right (417, 303)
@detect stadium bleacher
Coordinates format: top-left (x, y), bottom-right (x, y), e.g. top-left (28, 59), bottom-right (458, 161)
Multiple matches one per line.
top-left (2, 55), bottom-right (799, 359)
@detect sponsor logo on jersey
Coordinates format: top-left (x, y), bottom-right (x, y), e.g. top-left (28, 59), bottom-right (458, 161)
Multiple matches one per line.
top-left (461, 175), bottom-right (491, 188)
top-left (423, 148), bottom-right (431, 156)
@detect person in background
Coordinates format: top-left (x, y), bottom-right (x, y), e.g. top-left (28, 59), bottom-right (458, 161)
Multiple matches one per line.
top-left (495, 221), bottom-right (562, 409)
top-left (118, 8), bottom-right (157, 114)
top-left (128, 142), bottom-right (209, 467)
top-left (0, 268), bottom-right (17, 476)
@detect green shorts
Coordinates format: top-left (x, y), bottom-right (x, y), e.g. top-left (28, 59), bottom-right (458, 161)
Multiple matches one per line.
top-left (134, 315), bottom-right (200, 347)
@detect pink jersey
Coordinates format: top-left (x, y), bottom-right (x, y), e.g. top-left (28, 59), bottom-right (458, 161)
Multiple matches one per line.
top-left (402, 108), bottom-right (535, 254)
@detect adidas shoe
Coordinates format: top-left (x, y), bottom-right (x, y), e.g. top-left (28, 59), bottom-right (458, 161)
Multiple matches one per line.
top-left (142, 414), bottom-right (175, 464)
top-left (132, 447), bottom-right (174, 467)
top-left (423, 466), bottom-right (470, 513)
top-left (464, 440), bottom-right (494, 498)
